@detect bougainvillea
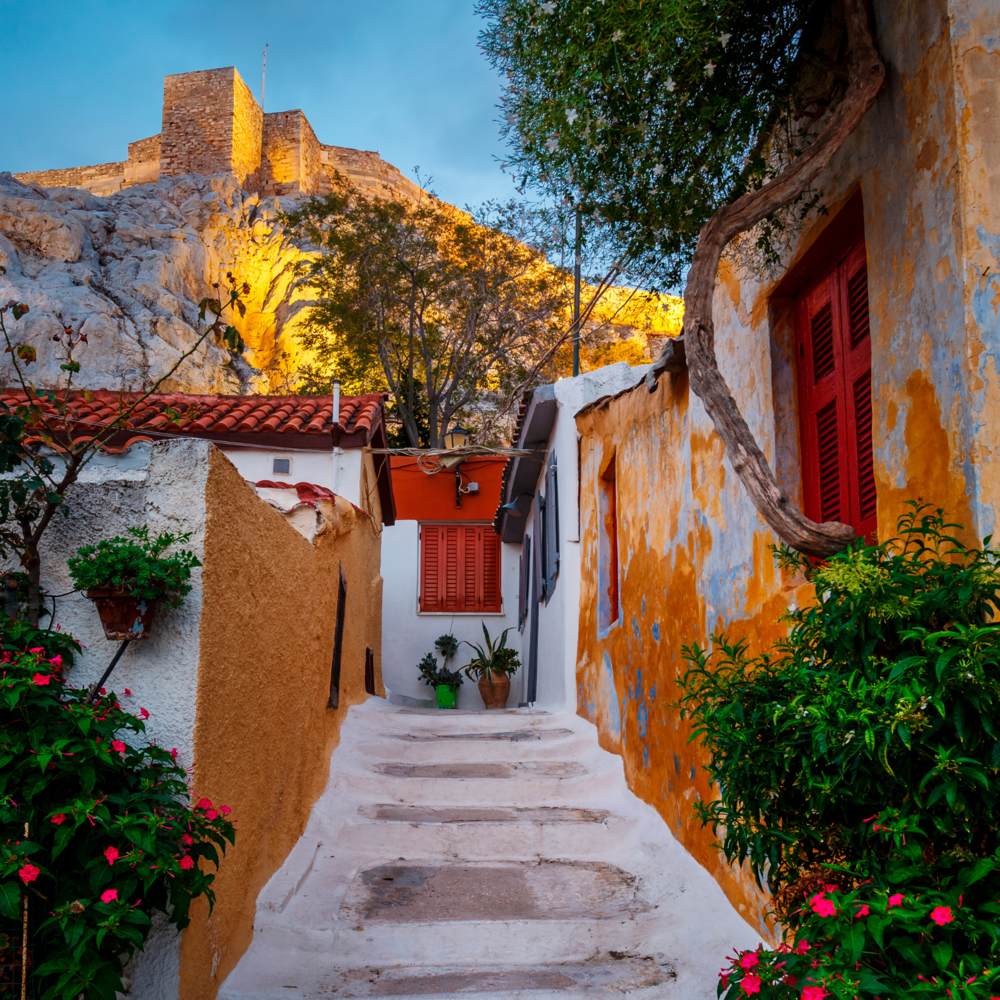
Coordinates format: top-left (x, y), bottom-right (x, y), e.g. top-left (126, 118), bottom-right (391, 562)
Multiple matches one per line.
top-left (0, 637), bottom-right (234, 1000)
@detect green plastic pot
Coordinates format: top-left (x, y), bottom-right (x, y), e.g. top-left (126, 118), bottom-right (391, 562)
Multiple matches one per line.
top-left (436, 684), bottom-right (458, 709)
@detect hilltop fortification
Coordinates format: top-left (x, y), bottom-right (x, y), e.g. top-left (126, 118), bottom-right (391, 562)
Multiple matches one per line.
top-left (14, 66), bottom-right (423, 203)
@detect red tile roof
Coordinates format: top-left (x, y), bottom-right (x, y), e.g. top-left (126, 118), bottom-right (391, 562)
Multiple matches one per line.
top-left (254, 480), bottom-right (369, 517)
top-left (0, 390), bottom-right (387, 450)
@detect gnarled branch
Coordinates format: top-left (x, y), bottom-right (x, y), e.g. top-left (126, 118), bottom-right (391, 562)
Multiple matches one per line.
top-left (651, 0), bottom-right (885, 558)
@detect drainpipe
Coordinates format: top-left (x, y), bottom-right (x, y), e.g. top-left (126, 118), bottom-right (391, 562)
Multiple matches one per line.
top-left (332, 379), bottom-right (342, 495)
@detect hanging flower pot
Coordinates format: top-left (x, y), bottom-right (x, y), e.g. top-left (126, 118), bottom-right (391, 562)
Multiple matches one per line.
top-left (86, 588), bottom-right (158, 641)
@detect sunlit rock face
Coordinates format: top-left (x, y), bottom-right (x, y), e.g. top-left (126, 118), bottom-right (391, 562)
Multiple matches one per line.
top-left (0, 170), bottom-right (313, 393)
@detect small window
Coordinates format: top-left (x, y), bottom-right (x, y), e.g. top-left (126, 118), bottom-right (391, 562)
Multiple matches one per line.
top-left (419, 523), bottom-right (502, 614)
top-left (598, 454), bottom-right (619, 632)
top-left (272, 457), bottom-right (291, 475)
top-left (328, 564), bottom-right (347, 709)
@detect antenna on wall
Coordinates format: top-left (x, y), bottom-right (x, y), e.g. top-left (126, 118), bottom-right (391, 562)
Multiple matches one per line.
top-left (261, 43), bottom-right (269, 110)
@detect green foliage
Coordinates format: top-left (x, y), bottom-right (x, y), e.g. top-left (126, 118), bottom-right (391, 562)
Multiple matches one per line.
top-left (435, 634), bottom-right (460, 660)
top-left (462, 624), bottom-right (520, 682)
top-left (67, 527), bottom-right (200, 610)
top-left (281, 181), bottom-right (570, 447)
top-left (477, 0), bottom-right (837, 286)
top-left (417, 650), bottom-right (463, 690)
top-left (0, 641), bottom-right (235, 1000)
top-left (679, 504), bottom-right (1000, 997)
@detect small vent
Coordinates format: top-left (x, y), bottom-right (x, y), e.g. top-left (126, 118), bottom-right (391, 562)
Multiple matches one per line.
top-left (854, 375), bottom-right (877, 522)
top-left (811, 302), bottom-right (836, 383)
top-left (816, 400), bottom-right (841, 522)
top-left (847, 266), bottom-right (871, 347)
top-left (272, 457), bottom-right (291, 475)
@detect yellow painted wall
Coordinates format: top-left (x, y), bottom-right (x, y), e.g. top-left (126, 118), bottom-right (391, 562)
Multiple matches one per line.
top-left (178, 448), bottom-right (383, 1000)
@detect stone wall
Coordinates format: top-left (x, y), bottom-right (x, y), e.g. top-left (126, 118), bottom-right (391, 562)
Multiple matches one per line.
top-left (321, 143), bottom-right (426, 202)
top-left (160, 67), bottom-right (262, 190)
top-left (13, 160), bottom-right (126, 197)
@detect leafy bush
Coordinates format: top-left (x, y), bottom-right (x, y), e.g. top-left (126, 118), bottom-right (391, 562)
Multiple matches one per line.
top-left (679, 505), bottom-right (1000, 998)
top-left (463, 624), bottom-right (520, 682)
top-left (1, 641), bottom-right (235, 1000)
top-left (417, 635), bottom-right (464, 689)
top-left (67, 527), bottom-right (200, 609)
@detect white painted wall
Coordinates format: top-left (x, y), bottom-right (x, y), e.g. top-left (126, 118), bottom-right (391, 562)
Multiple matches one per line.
top-left (512, 363), bottom-right (652, 713)
top-left (380, 520), bottom-right (523, 709)
top-left (214, 444), bottom-right (364, 507)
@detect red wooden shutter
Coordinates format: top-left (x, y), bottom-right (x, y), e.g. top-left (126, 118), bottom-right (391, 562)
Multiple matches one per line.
top-left (481, 528), bottom-right (502, 612)
top-left (419, 524), bottom-right (502, 613)
top-left (795, 237), bottom-right (877, 540)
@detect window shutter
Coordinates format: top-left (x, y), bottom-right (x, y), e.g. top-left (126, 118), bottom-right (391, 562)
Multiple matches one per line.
top-left (796, 236), bottom-right (877, 540)
top-left (481, 528), bottom-right (502, 612)
top-left (543, 454), bottom-right (559, 601)
top-left (519, 535), bottom-right (531, 632)
top-left (538, 494), bottom-right (548, 601)
top-left (419, 525), bottom-right (442, 612)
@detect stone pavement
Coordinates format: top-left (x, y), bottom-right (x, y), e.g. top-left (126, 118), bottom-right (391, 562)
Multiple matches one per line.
top-left (218, 701), bottom-right (758, 1000)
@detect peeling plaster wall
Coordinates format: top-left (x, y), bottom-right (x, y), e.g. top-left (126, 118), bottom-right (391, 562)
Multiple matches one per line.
top-left (573, 0), bottom-right (998, 936)
top-left (179, 447), bottom-right (384, 1000)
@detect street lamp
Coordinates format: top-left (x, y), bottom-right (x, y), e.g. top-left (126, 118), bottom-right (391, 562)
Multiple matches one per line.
top-left (443, 424), bottom-right (469, 450)
top-left (499, 493), bottom-right (534, 517)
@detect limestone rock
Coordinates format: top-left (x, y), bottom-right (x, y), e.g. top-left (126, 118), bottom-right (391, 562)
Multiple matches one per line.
top-left (0, 170), bottom-right (317, 394)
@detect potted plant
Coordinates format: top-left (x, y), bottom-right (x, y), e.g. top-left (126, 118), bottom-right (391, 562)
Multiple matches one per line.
top-left (417, 634), bottom-right (463, 709)
top-left (68, 527), bottom-right (200, 640)
top-left (462, 624), bottom-right (520, 710)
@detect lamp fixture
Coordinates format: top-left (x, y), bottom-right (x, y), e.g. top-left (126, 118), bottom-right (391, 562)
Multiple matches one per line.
top-left (443, 424), bottom-right (470, 450)
top-left (499, 492), bottom-right (534, 517)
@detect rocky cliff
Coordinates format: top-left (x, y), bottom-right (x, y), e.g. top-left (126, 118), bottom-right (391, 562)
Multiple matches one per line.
top-left (0, 170), bottom-right (313, 393)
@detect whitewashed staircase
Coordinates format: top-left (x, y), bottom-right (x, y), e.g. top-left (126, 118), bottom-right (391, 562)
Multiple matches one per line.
top-left (218, 700), bottom-right (758, 1000)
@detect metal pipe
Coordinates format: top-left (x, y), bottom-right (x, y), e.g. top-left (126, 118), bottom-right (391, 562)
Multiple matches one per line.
top-left (87, 640), bottom-right (130, 703)
top-left (572, 209), bottom-right (582, 377)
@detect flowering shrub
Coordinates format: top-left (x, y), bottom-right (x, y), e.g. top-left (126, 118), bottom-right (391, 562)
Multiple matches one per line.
top-left (679, 506), bottom-right (1000, 996)
top-left (0, 640), bottom-right (234, 999)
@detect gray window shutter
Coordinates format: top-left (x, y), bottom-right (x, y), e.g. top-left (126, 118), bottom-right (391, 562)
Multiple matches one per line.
top-left (518, 535), bottom-right (531, 631)
top-left (543, 454), bottom-right (559, 601)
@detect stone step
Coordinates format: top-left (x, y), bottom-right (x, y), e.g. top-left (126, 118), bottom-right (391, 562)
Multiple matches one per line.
top-left (336, 807), bottom-right (642, 860)
top-left (219, 956), bottom-right (678, 1000)
top-left (354, 730), bottom-right (589, 764)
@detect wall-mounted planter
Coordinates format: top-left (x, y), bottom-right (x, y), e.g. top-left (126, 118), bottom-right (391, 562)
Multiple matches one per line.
top-left (478, 673), bottom-right (510, 710)
top-left (86, 589), bottom-right (157, 641)
top-left (435, 684), bottom-right (458, 710)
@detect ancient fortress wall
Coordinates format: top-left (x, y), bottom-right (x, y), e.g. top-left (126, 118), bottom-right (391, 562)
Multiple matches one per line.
top-left (13, 65), bottom-right (424, 203)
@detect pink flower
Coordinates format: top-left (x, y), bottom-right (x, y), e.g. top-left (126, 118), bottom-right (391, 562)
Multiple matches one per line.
top-left (178, 856), bottom-right (194, 870)
top-left (220, 805), bottom-right (231, 816)
top-left (742, 975), bottom-right (761, 995)
top-left (206, 809), bottom-right (218, 820)
top-left (49, 655), bottom-right (62, 667)
top-left (170, 748), bottom-right (178, 760)
top-left (739, 953), bottom-right (759, 970)
top-left (100, 889), bottom-right (117, 903)
top-left (139, 708), bottom-right (150, 720)
top-left (50, 813), bottom-right (66, 825)
top-left (28, 647), bottom-right (44, 653)
top-left (888, 893), bottom-right (905, 907)
top-left (19, 864), bottom-right (40, 884)
top-left (197, 798), bottom-right (213, 809)
top-left (809, 893), bottom-right (836, 917)
top-left (181, 833), bottom-right (193, 846)
top-left (795, 940), bottom-right (810, 954)
top-left (31, 673), bottom-right (51, 686)
top-left (930, 906), bottom-right (954, 926)
top-left (111, 740), bottom-right (126, 754)
top-left (124, 688), bottom-right (132, 696)
top-left (802, 988), bottom-right (828, 1000)
top-left (103, 846), bottom-right (119, 865)
top-left (855, 904), bottom-right (870, 918)
top-left (785, 975), bottom-right (798, 987)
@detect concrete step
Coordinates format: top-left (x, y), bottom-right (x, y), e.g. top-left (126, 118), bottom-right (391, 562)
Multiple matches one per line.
top-left (336, 808), bottom-right (642, 860)
top-left (219, 955), bottom-right (678, 1000)
top-left (354, 730), bottom-right (590, 763)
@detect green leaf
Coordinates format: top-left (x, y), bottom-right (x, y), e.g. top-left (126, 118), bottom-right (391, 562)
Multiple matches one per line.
top-left (931, 940), bottom-right (953, 969)
top-left (0, 881), bottom-right (21, 920)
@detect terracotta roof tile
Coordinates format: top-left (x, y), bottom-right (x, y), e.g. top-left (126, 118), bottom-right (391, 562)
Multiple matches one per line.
top-left (0, 390), bottom-right (387, 449)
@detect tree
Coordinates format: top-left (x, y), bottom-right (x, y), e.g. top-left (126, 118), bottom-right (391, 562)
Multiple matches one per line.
top-left (283, 183), bottom-right (573, 448)
top-left (0, 273), bottom-right (248, 624)
top-left (478, 0), bottom-right (884, 556)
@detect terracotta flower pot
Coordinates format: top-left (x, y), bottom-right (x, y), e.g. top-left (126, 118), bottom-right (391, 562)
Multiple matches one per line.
top-left (478, 671), bottom-right (511, 710)
top-left (86, 588), bottom-right (157, 641)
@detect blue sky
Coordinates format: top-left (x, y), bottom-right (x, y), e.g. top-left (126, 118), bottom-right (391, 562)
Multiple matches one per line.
top-left (0, 0), bottom-right (516, 209)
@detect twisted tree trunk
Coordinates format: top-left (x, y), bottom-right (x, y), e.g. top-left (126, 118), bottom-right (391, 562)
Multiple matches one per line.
top-left (650, 0), bottom-right (885, 558)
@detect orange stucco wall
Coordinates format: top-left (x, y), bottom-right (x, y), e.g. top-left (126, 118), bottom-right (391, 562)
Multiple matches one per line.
top-left (178, 448), bottom-right (383, 1000)
top-left (574, 0), bottom-right (999, 940)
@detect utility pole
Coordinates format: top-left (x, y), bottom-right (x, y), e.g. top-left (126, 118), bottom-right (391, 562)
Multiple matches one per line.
top-left (572, 209), bottom-right (582, 377)
top-left (261, 43), bottom-right (269, 111)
